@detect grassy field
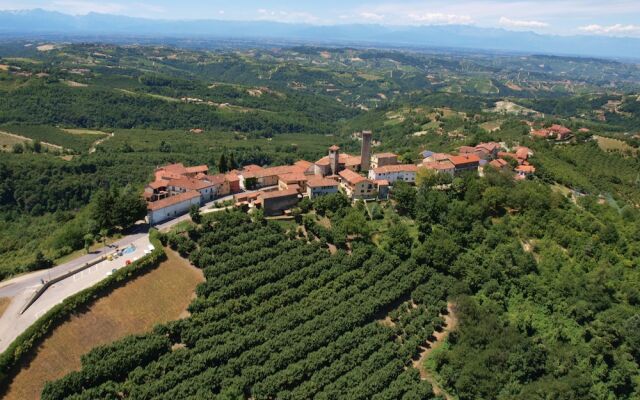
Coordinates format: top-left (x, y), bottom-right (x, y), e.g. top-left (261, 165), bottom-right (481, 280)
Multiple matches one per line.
top-left (0, 297), bottom-right (10, 318)
top-left (0, 125), bottom-right (101, 153)
top-left (595, 135), bottom-right (638, 155)
top-left (3, 248), bottom-right (204, 400)
top-left (0, 131), bottom-right (31, 152)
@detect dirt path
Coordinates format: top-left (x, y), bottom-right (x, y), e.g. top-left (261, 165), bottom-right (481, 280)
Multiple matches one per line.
top-left (0, 130), bottom-right (64, 151)
top-left (89, 132), bottom-right (114, 153)
top-left (412, 302), bottom-right (458, 400)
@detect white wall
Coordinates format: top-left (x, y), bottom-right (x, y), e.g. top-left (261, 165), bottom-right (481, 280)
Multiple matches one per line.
top-left (148, 196), bottom-right (201, 225)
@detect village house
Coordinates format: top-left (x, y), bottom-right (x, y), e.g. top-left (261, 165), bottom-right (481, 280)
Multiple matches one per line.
top-left (368, 164), bottom-right (418, 185)
top-left (447, 154), bottom-right (482, 174)
top-left (278, 172), bottom-right (309, 192)
top-left (167, 177), bottom-right (216, 203)
top-left (147, 190), bottom-right (201, 225)
top-left (422, 160), bottom-right (456, 176)
top-left (370, 152), bottom-right (398, 169)
top-left (515, 165), bottom-right (536, 180)
top-left (489, 158), bottom-right (510, 171)
top-left (531, 124), bottom-right (572, 141)
top-left (338, 169), bottom-right (377, 200)
top-left (306, 177), bottom-right (339, 198)
top-left (459, 142), bottom-right (500, 160)
top-left (257, 188), bottom-right (301, 216)
top-left (239, 164), bottom-right (307, 190)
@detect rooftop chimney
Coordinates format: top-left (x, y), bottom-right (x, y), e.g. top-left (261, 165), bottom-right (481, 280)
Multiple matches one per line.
top-left (360, 130), bottom-right (372, 172)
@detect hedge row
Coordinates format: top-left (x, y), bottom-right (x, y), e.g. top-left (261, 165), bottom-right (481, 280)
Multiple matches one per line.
top-left (0, 229), bottom-right (167, 393)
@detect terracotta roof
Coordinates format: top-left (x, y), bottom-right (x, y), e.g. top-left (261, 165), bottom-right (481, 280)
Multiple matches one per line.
top-left (498, 152), bottom-right (518, 160)
top-left (448, 154), bottom-right (481, 167)
top-left (489, 159), bottom-right (509, 169)
top-left (339, 169), bottom-right (368, 185)
top-left (549, 124), bottom-right (571, 135)
top-left (148, 179), bottom-right (170, 190)
top-left (307, 177), bottom-right (339, 188)
top-left (315, 157), bottom-right (331, 166)
top-left (515, 147), bottom-right (530, 160)
top-left (204, 174), bottom-right (226, 185)
top-left (259, 187), bottom-right (300, 200)
top-left (459, 146), bottom-right (477, 154)
top-left (242, 164), bottom-right (264, 173)
top-left (423, 161), bottom-right (455, 171)
top-left (225, 172), bottom-right (240, 182)
top-left (516, 165), bottom-right (536, 173)
top-left (476, 142), bottom-right (500, 152)
top-left (329, 145), bottom-right (340, 151)
top-left (160, 163), bottom-right (186, 174)
top-left (315, 153), bottom-right (355, 166)
top-left (148, 190), bottom-right (200, 211)
top-left (374, 179), bottom-right (390, 186)
top-left (373, 164), bottom-right (418, 174)
top-left (344, 155), bottom-right (361, 167)
top-left (279, 172), bottom-right (308, 184)
top-left (532, 129), bottom-right (551, 138)
top-left (168, 178), bottom-right (214, 191)
top-left (294, 160), bottom-right (314, 170)
top-left (373, 152), bottom-right (398, 159)
top-left (186, 165), bottom-right (209, 174)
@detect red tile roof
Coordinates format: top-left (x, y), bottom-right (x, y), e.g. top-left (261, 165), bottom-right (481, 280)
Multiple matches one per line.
top-left (489, 159), bottom-right (509, 169)
top-left (148, 179), bottom-right (170, 190)
top-left (278, 172), bottom-right (308, 184)
top-left (259, 187), bottom-right (300, 200)
top-left (448, 154), bottom-right (481, 167)
top-left (516, 147), bottom-right (530, 160)
top-left (186, 165), bottom-right (209, 174)
top-left (242, 164), bottom-right (264, 173)
top-left (373, 164), bottom-right (418, 174)
top-left (423, 161), bottom-right (455, 171)
top-left (307, 177), bottom-right (339, 188)
top-left (204, 174), bottom-right (226, 185)
top-left (148, 190), bottom-right (200, 211)
top-left (329, 145), bottom-right (340, 151)
top-left (373, 152), bottom-right (398, 159)
top-left (168, 178), bottom-right (214, 191)
top-left (294, 160), bottom-right (314, 170)
top-left (516, 165), bottom-right (536, 173)
top-left (339, 169), bottom-right (368, 185)
top-left (549, 124), bottom-right (571, 135)
top-left (344, 155), bottom-right (361, 167)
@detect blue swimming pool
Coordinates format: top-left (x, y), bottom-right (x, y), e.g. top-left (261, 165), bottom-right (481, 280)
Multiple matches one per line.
top-left (122, 245), bottom-right (136, 255)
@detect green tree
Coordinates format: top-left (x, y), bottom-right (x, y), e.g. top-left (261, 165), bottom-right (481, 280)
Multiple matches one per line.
top-left (383, 219), bottom-right (413, 260)
top-left (218, 153), bottom-right (229, 173)
top-left (392, 181), bottom-right (416, 217)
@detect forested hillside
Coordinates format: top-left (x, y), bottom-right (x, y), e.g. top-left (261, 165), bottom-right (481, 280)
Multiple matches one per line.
top-left (42, 169), bottom-right (640, 399)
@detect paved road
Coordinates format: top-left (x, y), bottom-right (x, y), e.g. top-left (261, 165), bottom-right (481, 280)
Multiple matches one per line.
top-left (0, 190), bottom-right (260, 353)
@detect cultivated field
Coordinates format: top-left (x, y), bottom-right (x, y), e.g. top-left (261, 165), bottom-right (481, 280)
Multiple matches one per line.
top-left (3, 249), bottom-right (204, 400)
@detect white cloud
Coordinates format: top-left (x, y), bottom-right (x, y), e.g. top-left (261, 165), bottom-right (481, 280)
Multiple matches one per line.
top-left (407, 12), bottom-right (473, 25)
top-left (359, 12), bottom-right (385, 22)
top-left (49, 0), bottom-right (126, 15)
top-left (256, 8), bottom-right (319, 24)
top-left (579, 23), bottom-right (640, 36)
top-left (499, 17), bottom-right (549, 28)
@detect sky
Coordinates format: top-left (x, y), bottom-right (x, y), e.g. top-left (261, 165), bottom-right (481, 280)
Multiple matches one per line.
top-left (1, 0), bottom-right (639, 38)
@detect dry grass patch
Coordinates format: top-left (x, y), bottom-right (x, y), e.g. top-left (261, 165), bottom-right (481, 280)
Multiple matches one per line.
top-left (61, 129), bottom-right (109, 136)
top-left (3, 249), bottom-right (204, 400)
top-left (0, 131), bottom-right (30, 151)
top-left (0, 297), bottom-right (10, 318)
top-left (595, 135), bottom-right (637, 155)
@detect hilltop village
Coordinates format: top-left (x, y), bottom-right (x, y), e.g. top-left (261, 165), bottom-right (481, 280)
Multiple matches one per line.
top-left (145, 129), bottom-right (537, 225)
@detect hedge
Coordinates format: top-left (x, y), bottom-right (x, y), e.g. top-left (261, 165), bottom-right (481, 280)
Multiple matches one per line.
top-left (0, 229), bottom-right (167, 393)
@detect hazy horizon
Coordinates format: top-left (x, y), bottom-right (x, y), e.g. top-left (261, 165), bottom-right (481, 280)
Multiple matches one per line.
top-left (0, 0), bottom-right (639, 39)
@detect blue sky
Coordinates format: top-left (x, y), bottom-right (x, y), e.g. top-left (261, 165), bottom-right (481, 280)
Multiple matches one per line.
top-left (1, 0), bottom-right (639, 37)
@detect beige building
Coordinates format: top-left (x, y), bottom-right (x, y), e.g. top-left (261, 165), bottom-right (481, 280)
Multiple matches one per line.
top-left (338, 169), bottom-right (376, 200)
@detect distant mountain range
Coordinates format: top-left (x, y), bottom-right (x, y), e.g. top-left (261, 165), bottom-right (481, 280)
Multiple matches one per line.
top-left (1, 9), bottom-right (639, 60)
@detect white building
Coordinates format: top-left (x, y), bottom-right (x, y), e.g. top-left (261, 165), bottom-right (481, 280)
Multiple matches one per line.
top-left (306, 177), bottom-right (339, 198)
top-left (147, 190), bottom-right (201, 225)
top-left (368, 164), bottom-right (418, 185)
